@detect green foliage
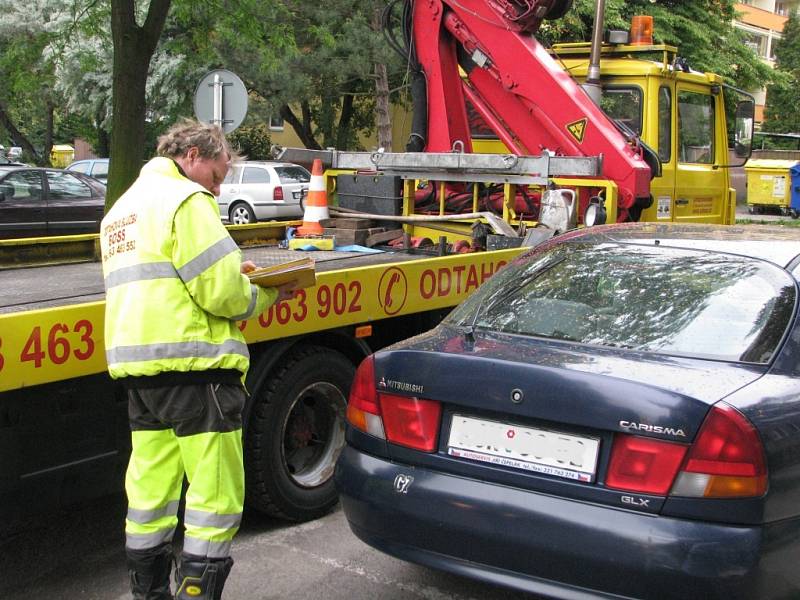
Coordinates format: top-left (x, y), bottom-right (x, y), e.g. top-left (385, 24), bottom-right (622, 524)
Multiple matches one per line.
top-left (228, 124), bottom-right (272, 160)
top-left (763, 10), bottom-right (800, 134)
top-left (216, 0), bottom-right (403, 150)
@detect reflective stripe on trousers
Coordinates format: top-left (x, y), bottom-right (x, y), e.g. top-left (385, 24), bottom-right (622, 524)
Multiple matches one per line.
top-left (125, 384), bottom-right (245, 559)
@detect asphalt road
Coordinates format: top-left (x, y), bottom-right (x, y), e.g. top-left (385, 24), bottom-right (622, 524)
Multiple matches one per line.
top-left (0, 494), bottom-right (536, 600)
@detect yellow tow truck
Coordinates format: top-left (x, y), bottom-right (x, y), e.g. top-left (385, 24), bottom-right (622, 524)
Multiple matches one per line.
top-left (0, 151), bottom-right (602, 525)
top-left (0, 8), bottom-right (755, 527)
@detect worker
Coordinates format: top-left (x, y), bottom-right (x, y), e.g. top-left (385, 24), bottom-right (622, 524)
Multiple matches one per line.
top-left (100, 119), bottom-right (295, 600)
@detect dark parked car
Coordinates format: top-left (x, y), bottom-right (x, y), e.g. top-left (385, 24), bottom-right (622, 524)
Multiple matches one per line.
top-left (336, 223), bottom-right (800, 599)
top-left (0, 166), bottom-right (106, 238)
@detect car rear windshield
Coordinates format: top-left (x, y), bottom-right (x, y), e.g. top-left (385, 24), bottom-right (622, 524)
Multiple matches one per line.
top-left (275, 166), bottom-right (310, 183)
top-left (447, 243), bottom-right (796, 363)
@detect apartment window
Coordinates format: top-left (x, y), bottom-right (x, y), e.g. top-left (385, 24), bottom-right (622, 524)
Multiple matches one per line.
top-left (741, 29), bottom-right (769, 59)
top-left (269, 116), bottom-right (284, 131)
top-left (776, 2), bottom-right (788, 15)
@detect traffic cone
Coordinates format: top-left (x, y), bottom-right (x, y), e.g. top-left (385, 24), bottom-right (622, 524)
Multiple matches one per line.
top-left (297, 159), bottom-right (329, 236)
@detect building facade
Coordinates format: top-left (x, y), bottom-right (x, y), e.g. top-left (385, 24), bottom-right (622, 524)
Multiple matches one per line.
top-left (735, 0), bottom-right (800, 122)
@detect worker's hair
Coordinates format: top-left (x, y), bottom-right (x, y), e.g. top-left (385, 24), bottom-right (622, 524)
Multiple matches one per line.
top-left (156, 119), bottom-right (235, 161)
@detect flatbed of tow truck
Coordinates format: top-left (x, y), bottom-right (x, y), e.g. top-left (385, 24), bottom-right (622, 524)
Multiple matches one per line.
top-left (0, 244), bottom-right (437, 315)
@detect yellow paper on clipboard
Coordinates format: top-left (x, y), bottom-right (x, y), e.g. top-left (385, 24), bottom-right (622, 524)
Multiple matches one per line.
top-left (247, 257), bottom-right (317, 289)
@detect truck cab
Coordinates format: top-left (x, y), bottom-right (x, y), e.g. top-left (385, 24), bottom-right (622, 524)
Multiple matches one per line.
top-left (472, 42), bottom-right (754, 225)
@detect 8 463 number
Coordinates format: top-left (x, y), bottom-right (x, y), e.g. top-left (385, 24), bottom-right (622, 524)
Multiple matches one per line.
top-left (18, 320), bottom-right (95, 369)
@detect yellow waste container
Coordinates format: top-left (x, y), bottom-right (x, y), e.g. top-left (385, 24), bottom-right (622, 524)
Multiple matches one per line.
top-left (745, 158), bottom-right (799, 216)
top-left (50, 144), bottom-right (75, 168)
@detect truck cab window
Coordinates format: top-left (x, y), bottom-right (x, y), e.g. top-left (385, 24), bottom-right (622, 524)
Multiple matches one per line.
top-left (600, 86), bottom-right (643, 136)
top-left (658, 87), bottom-right (672, 162)
top-left (678, 91), bottom-right (715, 164)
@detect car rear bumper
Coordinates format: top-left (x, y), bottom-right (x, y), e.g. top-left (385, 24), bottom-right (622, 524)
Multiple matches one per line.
top-left (335, 446), bottom-right (800, 599)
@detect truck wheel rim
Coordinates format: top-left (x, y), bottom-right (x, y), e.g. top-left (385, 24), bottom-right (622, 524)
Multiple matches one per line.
top-left (280, 381), bottom-right (346, 488)
top-left (231, 206), bottom-right (251, 224)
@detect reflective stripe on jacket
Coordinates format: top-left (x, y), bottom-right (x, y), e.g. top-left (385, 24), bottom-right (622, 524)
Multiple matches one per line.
top-left (101, 157), bottom-right (275, 379)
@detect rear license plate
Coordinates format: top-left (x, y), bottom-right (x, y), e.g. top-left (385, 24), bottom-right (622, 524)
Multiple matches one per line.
top-left (447, 414), bottom-right (600, 482)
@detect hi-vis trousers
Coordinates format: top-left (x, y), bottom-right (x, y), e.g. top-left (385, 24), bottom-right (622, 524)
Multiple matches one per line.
top-left (124, 383), bottom-right (245, 559)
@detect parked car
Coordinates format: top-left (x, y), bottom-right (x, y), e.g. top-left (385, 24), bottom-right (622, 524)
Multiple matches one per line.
top-left (66, 158), bottom-right (109, 184)
top-left (216, 161), bottom-right (309, 224)
top-left (0, 145), bottom-right (26, 166)
top-left (336, 222), bottom-right (800, 599)
top-left (0, 166), bottom-right (106, 238)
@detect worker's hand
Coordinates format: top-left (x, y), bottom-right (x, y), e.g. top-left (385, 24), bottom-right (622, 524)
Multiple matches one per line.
top-left (241, 260), bottom-right (257, 274)
top-left (275, 280), bottom-right (298, 303)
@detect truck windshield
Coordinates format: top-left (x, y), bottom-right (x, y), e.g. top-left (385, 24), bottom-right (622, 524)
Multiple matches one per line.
top-left (600, 86), bottom-right (643, 136)
top-left (447, 243), bottom-right (795, 363)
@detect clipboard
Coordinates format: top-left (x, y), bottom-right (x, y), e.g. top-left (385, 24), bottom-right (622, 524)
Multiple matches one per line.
top-left (247, 257), bottom-right (317, 290)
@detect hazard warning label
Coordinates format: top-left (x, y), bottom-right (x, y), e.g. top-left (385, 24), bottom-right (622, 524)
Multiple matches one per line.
top-left (566, 119), bottom-right (588, 143)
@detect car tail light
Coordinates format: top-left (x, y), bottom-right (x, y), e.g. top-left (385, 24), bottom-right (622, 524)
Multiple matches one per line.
top-left (606, 435), bottom-right (688, 495)
top-left (344, 356), bottom-right (442, 452)
top-left (274, 185), bottom-right (284, 201)
top-left (670, 404), bottom-right (767, 498)
top-left (346, 356), bottom-right (385, 439)
top-left (379, 393), bottom-right (442, 452)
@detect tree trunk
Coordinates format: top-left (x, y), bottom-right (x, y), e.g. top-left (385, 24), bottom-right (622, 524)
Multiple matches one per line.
top-left (96, 128), bottom-right (111, 158)
top-left (373, 62), bottom-right (393, 150)
top-left (43, 100), bottom-right (55, 167)
top-left (336, 93), bottom-right (355, 149)
top-left (371, 6), bottom-right (393, 151)
top-left (107, 0), bottom-right (171, 209)
top-left (280, 104), bottom-right (321, 149)
top-left (0, 101), bottom-right (41, 163)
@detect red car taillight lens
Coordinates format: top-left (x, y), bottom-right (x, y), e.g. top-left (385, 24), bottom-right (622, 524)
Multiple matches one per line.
top-left (346, 356), bottom-right (385, 439)
top-left (380, 393), bottom-right (442, 452)
top-left (671, 404), bottom-right (767, 498)
top-left (344, 356), bottom-right (442, 452)
top-left (606, 404), bottom-right (767, 499)
top-left (606, 435), bottom-right (689, 495)
top-left (273, 185), bottom-right (284, 201)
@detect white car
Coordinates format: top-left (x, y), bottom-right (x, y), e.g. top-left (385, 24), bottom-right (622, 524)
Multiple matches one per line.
top-left (217, 161), bottom-right (310, 224)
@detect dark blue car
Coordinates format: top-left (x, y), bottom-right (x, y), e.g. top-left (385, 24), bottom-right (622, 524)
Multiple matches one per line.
top-left (335, 223), bottom-right (800, 599)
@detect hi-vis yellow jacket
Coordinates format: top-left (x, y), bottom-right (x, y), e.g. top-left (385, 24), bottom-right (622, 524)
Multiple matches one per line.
top-left (100, 157), bottom-right (275, 381)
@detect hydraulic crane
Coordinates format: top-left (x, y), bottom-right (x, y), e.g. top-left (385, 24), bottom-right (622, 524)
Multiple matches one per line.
top-left (403, 0), bottom-right (654, 220)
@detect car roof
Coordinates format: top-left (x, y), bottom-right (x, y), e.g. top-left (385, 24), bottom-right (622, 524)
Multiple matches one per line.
top-left (560, 222), bottom-right (800, 268)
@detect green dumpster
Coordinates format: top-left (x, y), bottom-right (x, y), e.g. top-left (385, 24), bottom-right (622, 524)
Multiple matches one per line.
top-left (745, 158), bottom-right (799, 216)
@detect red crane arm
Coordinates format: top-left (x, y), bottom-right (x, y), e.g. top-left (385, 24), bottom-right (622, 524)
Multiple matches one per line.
top-left (411, 0), bottom-right (651, 211)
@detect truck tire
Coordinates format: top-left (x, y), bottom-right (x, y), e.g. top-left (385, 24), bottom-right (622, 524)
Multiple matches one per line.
top-left (244, 345), bottom-right (354, 521)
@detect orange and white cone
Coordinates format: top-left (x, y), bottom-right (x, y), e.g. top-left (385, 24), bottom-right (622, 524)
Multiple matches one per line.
top-left (297, 159), bottom-right (329, 236)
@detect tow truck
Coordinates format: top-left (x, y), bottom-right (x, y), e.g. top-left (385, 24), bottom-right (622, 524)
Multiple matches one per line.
top-left (0, 0), bottom-right (755, 526)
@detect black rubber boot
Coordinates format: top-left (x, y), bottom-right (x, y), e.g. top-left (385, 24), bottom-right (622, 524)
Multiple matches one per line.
top-left (175, 554), bottom-right (233, 600)
top-left (127, 543), bottom-right (174, 600)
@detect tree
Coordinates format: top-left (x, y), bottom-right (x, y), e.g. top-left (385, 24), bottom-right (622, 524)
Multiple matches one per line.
top-left (107, 0), bottom-right (171, 207)
top-left (0, 2), bottom-right (67, 165)
top-left (217, 0), bottom-right (404, 151)
top-left (763, 10), bottom-right (800, 133)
